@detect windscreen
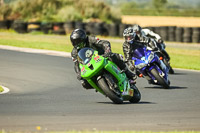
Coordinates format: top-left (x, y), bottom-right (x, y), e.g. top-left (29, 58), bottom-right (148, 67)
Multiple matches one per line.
top-left (78, 47), bottom-right (94, 65)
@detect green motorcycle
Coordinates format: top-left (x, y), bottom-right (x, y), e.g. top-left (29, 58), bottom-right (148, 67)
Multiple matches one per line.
top-left (78, 47), bottom-right (141, 104)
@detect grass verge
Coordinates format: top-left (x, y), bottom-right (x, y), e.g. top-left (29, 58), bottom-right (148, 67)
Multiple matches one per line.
top-left (0, 31), bottom-right (199, 70)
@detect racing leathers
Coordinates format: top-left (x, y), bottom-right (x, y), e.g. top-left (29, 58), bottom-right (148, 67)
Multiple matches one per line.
top-left (137, 29), bottom-right (170, 61)
top-left (123, 39), bottom-right (156, 73)
top-left (71, 36), bottom-right (136, 89)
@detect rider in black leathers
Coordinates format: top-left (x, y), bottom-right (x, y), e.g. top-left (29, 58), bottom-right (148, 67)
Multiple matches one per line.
top-left (70, 29), bottom-right (136, 89)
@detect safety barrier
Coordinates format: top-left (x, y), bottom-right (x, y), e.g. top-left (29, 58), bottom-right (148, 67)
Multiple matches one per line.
top-left (0, 20), bottom-right (200, 43)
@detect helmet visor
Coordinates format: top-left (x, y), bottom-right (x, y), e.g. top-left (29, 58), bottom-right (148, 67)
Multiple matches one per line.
top-left (76, 42), bottom-right (86, 49)
top-left (125, 35), bottom-right (134, 42)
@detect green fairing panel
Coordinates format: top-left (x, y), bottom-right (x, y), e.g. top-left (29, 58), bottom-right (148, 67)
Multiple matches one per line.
top-left (80, 55), bottom-right (105, 79)
top-left (104, 60), bottom-right (127, 92)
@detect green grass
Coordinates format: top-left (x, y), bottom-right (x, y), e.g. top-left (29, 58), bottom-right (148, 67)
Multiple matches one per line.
top-left (0, 32), bottom-right (72, 52)
top-left (0, 31), bottom-right (200, 70)
top-left (166, 47), bottom-right (200, 70)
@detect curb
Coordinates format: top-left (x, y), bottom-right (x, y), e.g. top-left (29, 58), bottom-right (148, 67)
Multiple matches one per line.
top-left (0, 85), bottom-right (10, 94)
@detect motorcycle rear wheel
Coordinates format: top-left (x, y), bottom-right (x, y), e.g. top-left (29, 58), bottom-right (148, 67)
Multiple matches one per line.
top-left (150, 68), bottom-right (170, 89)
top-left (97, 77), bottom-right (123, 104)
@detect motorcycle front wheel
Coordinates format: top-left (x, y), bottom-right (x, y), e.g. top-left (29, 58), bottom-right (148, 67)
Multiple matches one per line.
top-left (129, 85), bottom-right (141, 103)
top-left (150, 68), bottom-right (170, 89)
top-left (97, 77), bottom-right (123, 104)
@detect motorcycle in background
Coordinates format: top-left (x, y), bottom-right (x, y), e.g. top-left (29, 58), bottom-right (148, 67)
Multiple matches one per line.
top-left (132, 45), bottom-right (170, 89)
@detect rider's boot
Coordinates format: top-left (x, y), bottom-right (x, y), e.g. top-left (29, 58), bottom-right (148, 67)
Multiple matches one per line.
top-left (124, 68), bottom-right (137, 84)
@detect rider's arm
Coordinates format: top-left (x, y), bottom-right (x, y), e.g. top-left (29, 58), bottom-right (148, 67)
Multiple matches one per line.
top-left (142, 29), bottom-right (162, 42)
top-left (71, 48), bottom-right (81, 80)
top-left (88, 36), bottom-right (111, 54)
top-left (122, 42), bottom-right (135, 71)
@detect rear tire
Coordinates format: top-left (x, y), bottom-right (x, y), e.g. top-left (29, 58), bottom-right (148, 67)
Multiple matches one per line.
top-left (97, 77), bottom-right (123, 104)
top-left (169, 67), bottom-right (174, 74)
top-left (150, 68), bottom-right (170, 89)
top-left (129, 85), bottom-right (141, 103)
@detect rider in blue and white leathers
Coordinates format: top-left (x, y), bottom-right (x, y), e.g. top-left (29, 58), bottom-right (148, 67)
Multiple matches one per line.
top-left (132, 24), bottom-right (170, 64)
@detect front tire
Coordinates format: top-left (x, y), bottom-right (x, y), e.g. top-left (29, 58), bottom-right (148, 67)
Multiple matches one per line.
top-left (150, 68), bottom-right (170, 89)
top-left (97, 77), bottom-right (123, 104)
top-left (129, 85), bottom-right (141, 103)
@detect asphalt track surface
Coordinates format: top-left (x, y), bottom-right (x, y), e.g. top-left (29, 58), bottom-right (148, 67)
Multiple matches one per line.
top-left (0, 48), bottom-right (200, 132)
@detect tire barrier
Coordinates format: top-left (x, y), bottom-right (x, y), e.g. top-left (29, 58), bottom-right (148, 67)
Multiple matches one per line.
top-left (192, 27), bottom-right (200, 43)
top-left (85, 22), bottom-right (95, 35)
top-left (0, 20), bottom-right (8, 29)
top-left (0, 20), bottom-right (13, 29)
top-left (183, 27), bottom-right (192, 43)
top-left (75, 21), bottom-right (85, 30)
top-left (104, 23), bottom-right (119, 37)
top-left (52, 22), bottom-right (65, 35)
top-left (159, 26), bottom-right (168, 41)
top-left (175, 27), bottom-right (184, 42)
top-left (41, 22), bottom-right (53, 34)
top-left (12, 20), bottom-right (27, 33)
top-left (94, 22), bottom-right (107, 36)
top-left (64, 21), bottom-right (75, 35)
top-left (2, 19), bottom-right (200, 44)
top-left (168, 26), bottom-right (176, 42)
top-left (27, 22), bottom-right (41, 32)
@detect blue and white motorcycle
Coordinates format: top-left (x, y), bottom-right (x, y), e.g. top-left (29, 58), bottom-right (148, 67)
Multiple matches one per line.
top-left (132, 45), bottom-right (170, 89)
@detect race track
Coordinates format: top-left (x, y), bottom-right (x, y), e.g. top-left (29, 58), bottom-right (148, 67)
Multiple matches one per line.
top-left (0, 49), bottom-right (200, 132)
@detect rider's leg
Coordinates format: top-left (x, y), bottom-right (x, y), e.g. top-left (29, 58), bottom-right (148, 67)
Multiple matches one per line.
top-left (109, 53), bottom-right (137, 81)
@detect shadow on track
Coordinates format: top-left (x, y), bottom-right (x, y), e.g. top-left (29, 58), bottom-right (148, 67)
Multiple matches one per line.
top-left (97, 101), bottom-right (155, 105)
top-left (170, 72), bottom-right (187, 75)
top-left (144, 86), bottom-right (187, 90)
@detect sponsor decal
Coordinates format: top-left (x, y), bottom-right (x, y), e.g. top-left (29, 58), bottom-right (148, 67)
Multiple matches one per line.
top-left (81, 66), bottom-right (86, 75)
top-left (94, 55), bottom-right (102, 62)
top-left (87, 62), bottom-right (91, 67)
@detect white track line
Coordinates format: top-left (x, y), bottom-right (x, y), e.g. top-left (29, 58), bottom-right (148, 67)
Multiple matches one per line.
top-left (0, 45), bottom-right (71, 57)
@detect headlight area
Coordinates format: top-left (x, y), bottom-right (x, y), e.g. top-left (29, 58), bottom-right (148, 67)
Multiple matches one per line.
top-left (136, 63), bottom-right (147, 69)
top-left (148, 53), bottom-right (154, 63)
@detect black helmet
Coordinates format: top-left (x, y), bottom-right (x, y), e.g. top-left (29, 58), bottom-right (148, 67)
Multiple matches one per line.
top-left (123, 27), bottom-right (136, 43)
top-left (132, 24), bottom-right (142, 33)
top-left (70, 29), bottom-right (87, 49)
